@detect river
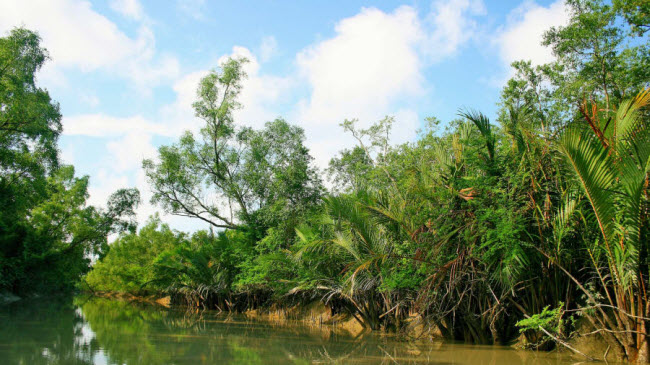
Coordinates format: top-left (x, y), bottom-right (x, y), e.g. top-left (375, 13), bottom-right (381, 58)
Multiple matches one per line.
top-left (0, 297), bottom-right (599, 364)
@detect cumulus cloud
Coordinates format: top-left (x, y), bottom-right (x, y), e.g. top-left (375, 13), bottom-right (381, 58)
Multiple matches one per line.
top-left (425, 0), bottom-right (486, 59)
top-left (106, 132), bottom-right (158, 172)
top-left (293, 6), bottom-right (425, 166)
top-left (0, 0), bottom-right (179, 90)
top-left (296, 6), bottom-right (423, 122)
top-left (496, 0), bottom-right (569, 70)
top-left (291, 2), bottom-right (485, 168)
top-left (109, 0), bottom-right (144, 20)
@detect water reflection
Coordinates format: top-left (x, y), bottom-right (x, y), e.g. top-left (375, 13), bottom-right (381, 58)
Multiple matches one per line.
top-left (0, 297), bottom-right (92, 364)
top-left (0, 297), bottom-right (595, 364)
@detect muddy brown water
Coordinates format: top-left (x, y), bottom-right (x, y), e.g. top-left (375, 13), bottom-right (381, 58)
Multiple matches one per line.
top-left (0, 296), bottom-right (612, 364)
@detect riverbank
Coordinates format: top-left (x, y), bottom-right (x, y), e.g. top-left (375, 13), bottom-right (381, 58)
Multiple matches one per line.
top-left (86, 291), bottom-right (619, 362)
top-left (2, 296), bottom-right (595, 364)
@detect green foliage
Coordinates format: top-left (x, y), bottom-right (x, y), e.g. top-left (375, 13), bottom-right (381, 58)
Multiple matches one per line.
top-left (0, 28), bottom-right (139, 295)
top-left (238, 119), bottom-right (323, 231)
top-left (78, 1), bottom-right (650, 360)
top-left (86, 217), bottom-right (183, 293)
top-left (614, 0), bottom-right (650, 36)
top-left (143, 59), bottom-right (322, 233)
top-left (327, 146), bottom-right (374, 193)
top-left (516, 303), bottom-right (564, 334)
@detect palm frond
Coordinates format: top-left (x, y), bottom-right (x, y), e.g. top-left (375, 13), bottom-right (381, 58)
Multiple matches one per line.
top-left (459, 109), bottom-right (496, 163)
top-left (558, 128), bottom-right (616, 244)
top-left (614, 88), bottom-right (649, 142)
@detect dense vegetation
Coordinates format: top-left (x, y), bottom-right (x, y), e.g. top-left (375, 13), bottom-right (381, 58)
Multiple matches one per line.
top-left (1, 0), bottom-right (648, 362)
top-left (0, 29), bottom-right (139, 295)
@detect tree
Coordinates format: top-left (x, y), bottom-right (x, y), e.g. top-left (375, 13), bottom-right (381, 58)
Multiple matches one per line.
top-left (0, 28), bottom-right (60, 171)
top-left (16, 166), bottom-right (140, 293)
top-left (0, 28), bottom-right (61, 256)
top-left (0, 28), bottom-right (140, 294)
top-left (327, 146), bottom-right (374, 193)
top-left (237, 119), bottom-right (322, 231)
top-left (543, 0), bottom-right (649, 110)
top-left (557, 89), bottom-right (650, 362)
top-left (614, 0), bottom-right (650, 36)
top-left (144, 58), bottom-right (322, 233)
top-left (86, 217), bottom-right (187, 293)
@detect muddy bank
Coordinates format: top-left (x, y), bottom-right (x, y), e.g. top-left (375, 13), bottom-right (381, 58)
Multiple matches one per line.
top-left (242, 301), bottom-right (366, 336)
top-left (248, 303), bottom-right (620, 361)
top-left (91, 291), bottom-right (172, 307)
top-left (88, 292), bottom-right (618, 361)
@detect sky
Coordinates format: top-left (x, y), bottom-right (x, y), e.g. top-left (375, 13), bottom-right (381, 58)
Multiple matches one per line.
top-left (0, 0), bottom-right (571, 232)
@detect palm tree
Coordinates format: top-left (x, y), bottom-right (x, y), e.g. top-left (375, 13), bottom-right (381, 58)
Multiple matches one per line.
top-left (557, 89), bottom-right (649, 362)
top-left (295, 191), bottom-right (414, 330)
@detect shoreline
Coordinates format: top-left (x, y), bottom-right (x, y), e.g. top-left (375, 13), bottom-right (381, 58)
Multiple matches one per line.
top-left (86, 291), bottom-right (616, 361)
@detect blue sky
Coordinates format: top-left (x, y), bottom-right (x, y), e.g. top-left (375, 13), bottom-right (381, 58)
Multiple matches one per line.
top-left (0, 0), bottom-right (570, 231)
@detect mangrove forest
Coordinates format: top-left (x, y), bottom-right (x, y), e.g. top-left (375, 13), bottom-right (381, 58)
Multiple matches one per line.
top-left (1, 0), bottom-right (649, 363)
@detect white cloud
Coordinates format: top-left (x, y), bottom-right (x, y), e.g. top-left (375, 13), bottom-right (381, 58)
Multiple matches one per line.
top-left (106, 132), bottom-right (158, 172)
top-left (0, 0), bottom-right (179, 90)
top-left (496, 0), bottom-right (569, 70)
top-left (123, 26), bottom-right (180, 92)
top-left (297, 6), bottom-right (423, 120)
top-left (109, 0), bottom-right (143, 20)
top-left (425, 0), bottom-right (486, 59)
top-left (293, 6), bottom-right (425, 167)
top-left (157, 70), bottom-right (208, 137)
top-left (63, 114), bottom-right (169, 137)
top-left (0, 0), bottom-right (129, 71)
top-left (288, 3), bottom-right (487, 168)
top-left (259, 36), bottom-right (278, 63)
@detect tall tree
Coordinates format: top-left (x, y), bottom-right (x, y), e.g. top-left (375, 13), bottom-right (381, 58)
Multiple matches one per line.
top-left (0, 28), bottom-right (140, 294)
top-left (558, 90), bottom-right (650, 362)
top-left (144, 58), bottom-right (322, 233)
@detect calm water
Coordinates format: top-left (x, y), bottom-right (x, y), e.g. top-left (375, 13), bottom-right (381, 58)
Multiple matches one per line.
top-left (0, 297), bottom-right (592, 364)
